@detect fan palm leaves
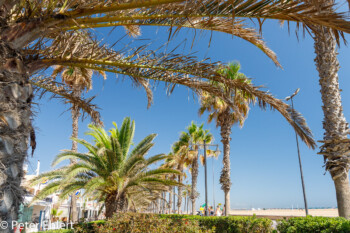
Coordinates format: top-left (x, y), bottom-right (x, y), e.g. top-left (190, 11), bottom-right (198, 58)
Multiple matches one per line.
top-left (31, 117), bottom-right (180, 217)
top-left (199, 62), bottom-right (314, 216)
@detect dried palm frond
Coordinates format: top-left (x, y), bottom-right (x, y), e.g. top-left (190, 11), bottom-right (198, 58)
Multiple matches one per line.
top-left (228, 80), bottom-right (316, 149)
top-left (30, 76), bottom-right (102, 125)
top-left (36, 51), bottom-right (315, 149)
top-left (6, 0), bottom-right (350, 63)
top-left (2, 0), bottom-right (331, 149)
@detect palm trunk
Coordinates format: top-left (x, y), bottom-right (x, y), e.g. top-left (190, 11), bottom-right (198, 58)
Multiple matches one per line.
top-left (177, 167), bottom-right (183, 214)
top-left (0, 49), bottom-right (33, 231)
top-left (187, 197), bottom-right (190, 214)
top-left (314, 24), bottom-right (350, 218)
top-left (105, 194), bottom-right (117, 218)
top-left (157, 198), bottom-right (160, 214)
top-left (69, 89), bottom-right (81, 223)
top-left (105, 193), bottom-right (127, 218)
top-left (169, 189), bottom-right (173, 213)
top-left (187, 196), bottom-right (189, 214)
top-left (184, 195), bottom-right (186, 214)
top-left (162, 192), bottom-right (165, 214)
top-left (219, 114), bottom-right (232, 216)
top-left (190, 154), bottom-right (199, 215)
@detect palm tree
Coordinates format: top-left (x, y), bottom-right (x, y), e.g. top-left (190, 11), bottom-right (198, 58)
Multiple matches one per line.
top-left (310, 3), bottom-right (350, 218)
top-left (174, 122), bottom-right (213, 215)
top-left (199, 62), bottom-right (254, 216)
top-left (51, 208), bottom-right (63, 221)
top-left (162, 154), bottom-right (178, 214)
top-left (199, 62), bottom-right (316, 216)
top-left (31, 117), bottom-right (180, 218)
top-left (1, 0), bottom-right (348, 226)
top-left (185, 184), bottom-right (192, 214)
top-left (51, 66), bottom-right (106, 222)
top-left (181, 184), bottom-right (192, 214)
top-left (166, 141), bottom-right (193, 214)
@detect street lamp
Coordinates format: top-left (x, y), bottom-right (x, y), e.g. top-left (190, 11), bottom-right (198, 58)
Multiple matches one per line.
top-left (190, 141), bottom-right (220, 216)
top-left (285, 88), bottom-right (309, 216)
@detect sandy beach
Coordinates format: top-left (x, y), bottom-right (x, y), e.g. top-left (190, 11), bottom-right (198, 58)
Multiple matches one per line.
top-left (230, 208), bottom-right (338, 217)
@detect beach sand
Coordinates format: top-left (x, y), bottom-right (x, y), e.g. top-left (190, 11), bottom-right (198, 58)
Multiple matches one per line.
top-left (230, 208), bottom-right (338, 217)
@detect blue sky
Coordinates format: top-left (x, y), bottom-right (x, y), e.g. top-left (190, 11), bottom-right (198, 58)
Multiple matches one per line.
top-left (27, 19), bottom-right (350, 210)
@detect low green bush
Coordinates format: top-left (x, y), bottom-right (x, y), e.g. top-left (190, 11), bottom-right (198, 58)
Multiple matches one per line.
top-left (277, 216), bottom-right (350, 233)
top-left (160, 214), bottom-right (273, 233)
top-left (38, 230), bottom-right (73, 233)
top-left (94, 213), bottom-right (214, 233)
top-left (53, 213), bottom-right (350, 233)
top-left (74, 220), bottom-right (106, 233)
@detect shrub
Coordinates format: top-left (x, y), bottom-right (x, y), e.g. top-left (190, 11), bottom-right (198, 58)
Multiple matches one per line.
top-left (160, 214), bottom-right (273, 233)
top-left (95, 213), bottom-right (214, 233)
top-left (74, 220), bottom-right (106, 233)
top-left (277, 216), bottom-right (350, 233)
top-left (38, 230), bottom-right (73, 233)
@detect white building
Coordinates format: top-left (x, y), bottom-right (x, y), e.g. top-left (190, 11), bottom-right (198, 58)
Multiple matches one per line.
top-left (19, 162), bottom-right (104, 232)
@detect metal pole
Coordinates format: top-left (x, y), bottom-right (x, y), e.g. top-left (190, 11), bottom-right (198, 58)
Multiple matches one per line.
top-left (68, 198), bottom-right (72, 222)
top-left (291, 97), bottom-right (309, 216)
top-left (203, 140), bottom-right (208, 216)
top-left (212, 156), bottom-right (215, 210)
top-left (173, 187), bottom-right (175, 213)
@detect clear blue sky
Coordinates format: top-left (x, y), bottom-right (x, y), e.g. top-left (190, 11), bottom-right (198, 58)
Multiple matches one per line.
top-left (27, 18), bottom-right (350, 210)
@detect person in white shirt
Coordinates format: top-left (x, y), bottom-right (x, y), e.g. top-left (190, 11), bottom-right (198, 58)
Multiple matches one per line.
top-left (215, 206), bottom-right (222, 216)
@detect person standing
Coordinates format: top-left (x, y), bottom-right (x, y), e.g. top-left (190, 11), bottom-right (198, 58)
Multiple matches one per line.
top-left (215, 206), bottom-right (222, 216)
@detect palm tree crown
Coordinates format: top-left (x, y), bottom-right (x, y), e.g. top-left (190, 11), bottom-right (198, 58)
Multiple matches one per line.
top-left (31, 117), bottom-right (179, 217)
top-left (199, 62), bottom-right (255, 128)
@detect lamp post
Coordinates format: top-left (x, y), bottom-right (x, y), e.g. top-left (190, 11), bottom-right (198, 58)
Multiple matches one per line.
top-left (203, 141), bottom-right (208, 216)
top-left (190, 141), bottom-right (220, 216)
top-left (285, 88), bottom-right (309, 216)
top-left (212, 156), bottom-right (215, 210)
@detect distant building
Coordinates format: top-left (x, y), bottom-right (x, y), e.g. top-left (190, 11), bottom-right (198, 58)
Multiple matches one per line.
top-left (18, 162), bottom-right (103, 232)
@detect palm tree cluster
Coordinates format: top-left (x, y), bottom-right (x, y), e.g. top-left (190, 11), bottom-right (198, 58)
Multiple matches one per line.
top-left (31, 117), bottom-right (180, 217)
top-left (0, 0), bottom-right (350, 226)
top-left (165, 122), bottom-right (216, 214)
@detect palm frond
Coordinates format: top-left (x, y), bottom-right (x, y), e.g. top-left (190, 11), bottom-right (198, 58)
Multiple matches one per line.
top-left (31, 76), bottom-right (102, 124)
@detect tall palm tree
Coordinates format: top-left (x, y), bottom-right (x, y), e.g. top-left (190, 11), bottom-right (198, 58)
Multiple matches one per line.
top-left (185, 184), bottom-right (192, 214)
top-left (1, 0), bottom-right (347, 226)
top-left (31, 117), bottom-right (180, 217)
top-left (174, 122), bottom-right (213, 215)
top-left (199, 62), bottom-right (254, 216)
top-left (51, 66), bottom-right (106, 222)
top-left (166, 141), bottom-right (193, 214)
top-left (310, 2), bottom-right (350, 218)
top-left (199, 62), bottom-right (314, 216)
top-left (162, 153), bottom-right (178, 213)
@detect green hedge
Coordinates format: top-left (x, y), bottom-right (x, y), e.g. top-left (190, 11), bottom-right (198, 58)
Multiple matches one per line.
top-left (39, 214), bottom-right (350, 233)
top-left (74, 220), bottom-right (106, 233)
top-left (277, 216), bottom-right (350, 233)
top-left (75, 214), bottom-right (272, 232)
top-left (160, 214), bottom-right (273, 233)
top-left (38, 230), bottom-right (73, 233)
top-left (96, 213), bottom-right (213, 232)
